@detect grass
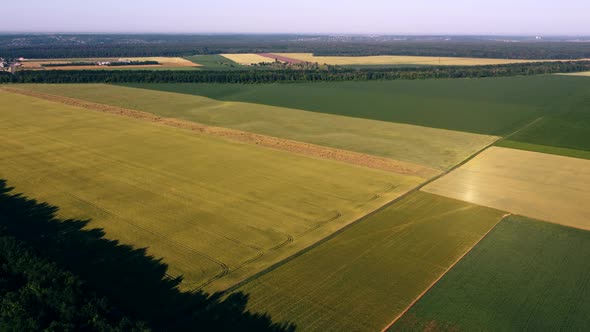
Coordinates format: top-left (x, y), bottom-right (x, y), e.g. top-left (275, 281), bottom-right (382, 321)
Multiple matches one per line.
top-left (392, 215), bottom-right (590, 332)
top-left (0, 90), bottom-right (423, 292)
top-left (14, 84), bottom-right (498, 171)
top-left (498, 140), bottom-right (590, 160)
top-left (499, 96), bottom-right (590, 154)
top-left (232, 192), bottom-right (505, 332)
top-left (183, 54), bottom-right (245, 71)
top-left (122, 75), bottom-right (590, 136)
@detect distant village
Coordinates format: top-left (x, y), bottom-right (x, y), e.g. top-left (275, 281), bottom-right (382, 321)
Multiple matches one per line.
top-left (0, 57), bottom-right (23, 73)
top-left (0, 58), bottom-right (162, 73)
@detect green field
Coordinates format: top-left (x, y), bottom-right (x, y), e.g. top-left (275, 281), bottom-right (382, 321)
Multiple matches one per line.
top-left (14, 84), bottom-right (497, 170)
top-left (393, 215), bottom-right (590, 331)
top-left (0, 90), bottom-right (423, 292)
top-left (121, 75), bottom-right (590, 136)
top-left (184, 54), bottom-right (245, 70)
top-left (497, 140), bottom-right (590, 160)
top-left (232, 192), bottom-right (505, 331)
top-left (497, 95), bottom-right (590, 158)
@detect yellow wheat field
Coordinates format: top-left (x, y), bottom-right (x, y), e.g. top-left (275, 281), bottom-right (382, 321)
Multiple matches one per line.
top-left (422, 146), bottom-right (590, 230)
top-left (220, 53), bottom-right (276, 65)
top-left (20, 57), bottom-right (199, 69)
top-left (270, 53), bottom-right (565, 66)
top-left (0, 90), bottom-right (424, 292)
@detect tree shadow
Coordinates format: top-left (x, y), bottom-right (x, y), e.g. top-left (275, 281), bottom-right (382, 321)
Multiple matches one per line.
top-left (0, 179), bottom-right (295, 332)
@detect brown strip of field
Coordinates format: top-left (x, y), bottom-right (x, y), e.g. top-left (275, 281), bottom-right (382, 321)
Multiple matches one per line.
top-left (257, 53), bottom-right (304, 64)
top-left (1, 87), bottom-right (437, 178)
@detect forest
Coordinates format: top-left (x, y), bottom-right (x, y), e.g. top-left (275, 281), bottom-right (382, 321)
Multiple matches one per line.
top-left (1, 34), bottom-right (590, 59)
top-left (0, 179), bottom-right (295, 331)
top-left (0, 234), bottom-right (148, 331)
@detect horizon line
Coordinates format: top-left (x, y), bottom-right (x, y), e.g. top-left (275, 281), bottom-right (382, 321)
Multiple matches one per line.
top-left (1, 31), bottom-right (590, 38)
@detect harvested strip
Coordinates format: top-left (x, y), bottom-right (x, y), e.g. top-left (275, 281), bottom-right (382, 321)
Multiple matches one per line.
top-left (257, 53), bottom-right (304, 64)
top-left (1, 87), bottom-right (437, 178)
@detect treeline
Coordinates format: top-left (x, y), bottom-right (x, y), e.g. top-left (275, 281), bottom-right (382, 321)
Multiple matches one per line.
top-left (2, 61), bottom-right (589, 84)
top-left (108, 61), bottom-right (159, 66)
top-left (42, 62), bottom-right (96, 67)
top-left (42, 61), bottom-right (159, 67)
top-left (1, 34), bottom-right (590, 60)
top-left (0, 234), bottom-right (148, 331)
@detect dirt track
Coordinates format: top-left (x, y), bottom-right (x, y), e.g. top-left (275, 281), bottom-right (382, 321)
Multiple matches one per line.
top-left (1, 87), bottom-right (438, 178)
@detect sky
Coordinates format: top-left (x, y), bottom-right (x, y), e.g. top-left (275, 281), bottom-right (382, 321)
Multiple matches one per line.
top-left (3, 0), bottom-right (589, 35)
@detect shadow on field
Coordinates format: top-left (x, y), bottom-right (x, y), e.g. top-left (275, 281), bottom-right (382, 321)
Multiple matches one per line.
top-left (0, 179), bottom-right (295, 332)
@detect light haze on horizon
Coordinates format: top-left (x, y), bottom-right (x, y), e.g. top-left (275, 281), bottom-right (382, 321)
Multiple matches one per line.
top-left (3, 0), bottom-right (589, 35)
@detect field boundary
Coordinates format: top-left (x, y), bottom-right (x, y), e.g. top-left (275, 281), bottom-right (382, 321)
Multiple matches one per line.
top-left (496, 116), bottom-right (545, 144)
top-left (380, 212), bottom-right (512, 331)
top-left (376, 117), bottom-right (555, 330)
top-left (221, 129), bottom-right (506, 294)
top-left (0, 87), bottom-right (436, 178)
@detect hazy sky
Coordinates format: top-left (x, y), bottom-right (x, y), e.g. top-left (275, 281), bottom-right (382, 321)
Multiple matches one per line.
top-left (3, 0), bottom-right (589, 35)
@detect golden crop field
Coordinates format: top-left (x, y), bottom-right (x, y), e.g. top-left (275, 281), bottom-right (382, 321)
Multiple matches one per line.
top-left (268, 53), bottom-right (562, 66)
top-left (13, 84), bottom-right (498, 171)
top-left (220, 53), bottom-right (278, 65)
top-left (422, 146), bottom-right (590, 230)
top-left (20, 56), bottom-right (199, 70)
top-left (0, 90), bottom-right (424, 291)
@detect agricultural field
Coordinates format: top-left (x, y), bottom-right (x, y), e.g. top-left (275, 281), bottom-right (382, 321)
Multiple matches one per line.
top-left (496, 95), bottom-right (590, 159)
top-left (422, 147), bottom-right (590, 230)
top-left (231, 192), bottom-right (505, 331)
top-left (2, 72), bottom-right (590, 331)
top-left (393, 215), bottom-right (590, 331)
top-left (0, 89), bottom-right (424, 291)
top-left (19, 56), bottom-right (200, 70)
top-left (183, 54), bottom-right (244, 70)
top-left (11, 84), bottom-right (498, 171)
top-left (257, 53), bottom-right (304, 63)
top-left (497, 140), bottom-right (590, 160)
top-left (222, 53), bottom-right (565, 66)
top-left (124, 75), bottom-right (590, 136)
top-left (220, 53), bottom-right (275, 65)
top-left (559, 71), bottom-right (590, 76)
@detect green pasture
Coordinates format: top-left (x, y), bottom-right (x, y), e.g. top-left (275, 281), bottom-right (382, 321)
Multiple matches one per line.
top-left (393, 215), bottom-right (590, 331)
